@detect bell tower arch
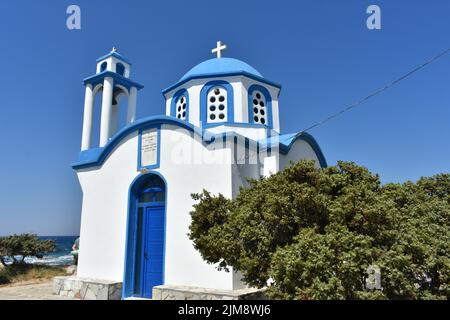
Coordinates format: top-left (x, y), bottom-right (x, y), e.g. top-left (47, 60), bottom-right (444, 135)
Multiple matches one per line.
top-left (81, 48), bottom-right (144, 150)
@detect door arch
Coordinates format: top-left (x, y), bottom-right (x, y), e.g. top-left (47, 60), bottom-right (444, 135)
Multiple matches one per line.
top-left (123, 172), bottom-right (167, 299)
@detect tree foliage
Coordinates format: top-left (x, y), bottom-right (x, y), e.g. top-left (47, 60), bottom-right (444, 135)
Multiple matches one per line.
top-left (0, 233), bottom-right (56, 266)
top-left (189, 160), bottom-right (450, 299)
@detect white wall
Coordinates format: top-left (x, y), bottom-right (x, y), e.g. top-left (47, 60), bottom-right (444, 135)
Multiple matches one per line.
top-left (206, 125), bottom-right (269, 142)
top-left (77, 132), bottom-right (139, 281)
top-left (160, 125), bottom-right (236, 289)
top-left (76, 125), bottom-right (240, 290)
top-left (164, 76), bottom-right (281, 132)
top-left (279, 139), bottom-right (321, 170)
top-left (96, 57), bottom-right (131, 78)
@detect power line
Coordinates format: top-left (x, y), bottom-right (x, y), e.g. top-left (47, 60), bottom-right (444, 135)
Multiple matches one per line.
top-left (300, 47), bottom-right (450, 134)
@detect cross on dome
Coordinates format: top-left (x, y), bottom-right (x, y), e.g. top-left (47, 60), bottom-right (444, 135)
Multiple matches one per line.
top-left (211, 41), bottom-right (227, 59)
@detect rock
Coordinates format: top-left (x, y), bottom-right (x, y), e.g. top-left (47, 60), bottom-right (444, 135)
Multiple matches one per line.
top-left (65, 265), bottom-right (77, 275)
top-left (53, 276), bottom-right (122, 300)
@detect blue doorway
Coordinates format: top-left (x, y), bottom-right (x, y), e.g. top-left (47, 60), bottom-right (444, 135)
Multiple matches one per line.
top-left (123, 173), bottom-right (166, 299)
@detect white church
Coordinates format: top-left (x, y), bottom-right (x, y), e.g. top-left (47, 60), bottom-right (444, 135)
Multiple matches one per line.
top-left (55, 43), bottom-right (327, 300)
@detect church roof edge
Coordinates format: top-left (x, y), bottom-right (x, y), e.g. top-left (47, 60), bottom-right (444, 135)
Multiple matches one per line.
top-left (96, 51), bottom-right (132, 65)
top-left (162, 71), bottom-right (281, 95)
top-left (72, 116), bottom-right (325, 170)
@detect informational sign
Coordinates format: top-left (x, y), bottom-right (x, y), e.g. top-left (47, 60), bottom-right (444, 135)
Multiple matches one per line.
top-left (140, 128), bottom-right (158, 168)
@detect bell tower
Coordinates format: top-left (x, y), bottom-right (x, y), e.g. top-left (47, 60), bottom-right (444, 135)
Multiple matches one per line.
top-left (81, 48), bottom-right (144, 150)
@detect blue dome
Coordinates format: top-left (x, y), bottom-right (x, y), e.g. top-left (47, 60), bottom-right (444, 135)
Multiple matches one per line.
top-left (180, 58), bottom-right (263, 81)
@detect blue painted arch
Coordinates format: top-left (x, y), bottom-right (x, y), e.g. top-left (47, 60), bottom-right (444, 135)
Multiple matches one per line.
top-left (278, 132), bottom-right (328, 168)
top-left (171, 89), bottom-right (189, 121)
top-left (116, 63), bottom-right (125, 76)
top-left (122, 171), bottom-right (168, 299)
top-left (100, 61), bottom-right (107, 72)
top-left (248, 84), bottom-right (273, 128)
top-left (72, 115), bottom-right (327, 170)
top-left (72, 116), bottom-right (210, 170)
top-left (200, 80), bottom-right (234, 126)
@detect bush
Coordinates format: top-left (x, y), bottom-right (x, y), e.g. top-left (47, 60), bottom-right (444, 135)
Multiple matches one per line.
top-left (0, 233), bottom-right (56, 266)
top-left (189, 160), bottom-right (450, 299)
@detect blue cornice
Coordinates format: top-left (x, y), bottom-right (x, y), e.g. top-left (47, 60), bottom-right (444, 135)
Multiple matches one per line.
top-left (277, 132), bottom-right (328, 168)
top-left (72, 116), bottom-right (210, 170)
top-left (162, 71), bottom-right (282, 95)
top-left (83, 71), bottom-right (144, 90)
top-left (200, 122), bottom-right (275, 130)
top-left (72, 116), bottom-right (326, 170)
top-left (96, 52), bottom-right (132, 65)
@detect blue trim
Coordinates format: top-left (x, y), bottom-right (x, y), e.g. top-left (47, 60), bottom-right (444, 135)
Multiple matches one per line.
top-left (200, 122), bottom-right (273, 129)
top-left (180, 58), bottom-right (263, 80)
top-left (100, 61), bottom-right (107, 72)
top-left (170, 89), bottom-right (189, 121)
top-left (248, 84), bottom-right (273, 129)
top-left (122, 172), bottom-right (168, 299)
top-left (116, 63), bottom-right (125, 76)
top-left (83, 71), bottom-right (144, 90)
top-left (72, 116), bottom-right (326, 170)
top-left (72, 116), bottom-right (215, 170)
top-left (162, 71), bottom-right (281, 95)
top-left (200, 80), bottom-right (234, 125)
top-left (137, 125), bottom-right (161, 171)
top-left (277, 132), bottom-right (327, 168)
top-left (96, 51), bottom-right (132, 65)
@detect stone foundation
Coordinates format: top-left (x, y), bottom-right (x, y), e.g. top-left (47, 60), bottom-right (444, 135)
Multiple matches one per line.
top-left (152, 285), bottom-right (266, 300)
top-left (53, 276), bottom-right (122, 300)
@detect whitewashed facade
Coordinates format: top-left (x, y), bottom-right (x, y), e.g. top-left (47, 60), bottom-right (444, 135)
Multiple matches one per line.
top-left (72, 47), bottom-right (327, 299)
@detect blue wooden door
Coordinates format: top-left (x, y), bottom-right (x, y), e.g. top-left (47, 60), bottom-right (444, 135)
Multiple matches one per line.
top-left (140, 205), bottom-right (165, 298)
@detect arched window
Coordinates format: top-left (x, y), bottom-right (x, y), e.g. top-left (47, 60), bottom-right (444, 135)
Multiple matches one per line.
top-left (207, 86), bottom-right (227, 123)
top-left (175, 95), bottom-right (187, 120)
top-left (116, 63), bottom-right (125, 76)
top-left (248, 85), bottom-right (272, 127)
top-left (100, 61), bottom-right (107, 72)
top-left (200, 80), bottom-right (234, 125)
top-left (137, 174), bottom-right (166, 203)
top-left (171, 89), bottom-right (189, 121)
top-left (251, 90), bottom-right (267, 125)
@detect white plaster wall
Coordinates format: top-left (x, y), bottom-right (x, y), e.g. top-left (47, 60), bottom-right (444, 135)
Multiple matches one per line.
top-left (233, 80), bottom-right (246, 123)
top-left (164, 76), bottom-right (250, 128)
top-left (160, 125), bottom-right (236, 289)
top-left (165, 96), bottom-right (172, 116)
top-left (163, 76), bottom-right (280, 133)
top-left (96, 56), bottom-right (131, 78)
top-left (279, 140), bottom-right (321, 170)
top-left (164, 82), bottom-right (201, 125)
top-left (77, 132), bottom-right (139, 281)
top-left (241, 77), bottom-right (281, 132)
top-left (76, 124), bottom-right (240, 290)
top-left (271, 99), bottom-right (280, 133)
top-left (205, 125), bottom-right (270, 142)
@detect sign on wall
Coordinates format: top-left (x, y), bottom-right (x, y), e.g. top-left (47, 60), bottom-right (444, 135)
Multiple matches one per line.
top-left (140, 128), bottom-right (159, 168)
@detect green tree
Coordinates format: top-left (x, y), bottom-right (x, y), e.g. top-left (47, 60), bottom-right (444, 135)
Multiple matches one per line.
top-left (0, 233), bottom-right (56, 266)
top-left (189, 160), bottom-right (450, 299)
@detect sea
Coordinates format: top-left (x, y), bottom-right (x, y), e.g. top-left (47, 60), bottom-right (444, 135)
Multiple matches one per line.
top-left (3, 236), bottom-right (79, 266)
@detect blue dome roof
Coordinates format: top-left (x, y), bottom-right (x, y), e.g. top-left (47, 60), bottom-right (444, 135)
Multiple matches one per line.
top-left (180, 58), bottom-right (263, 81)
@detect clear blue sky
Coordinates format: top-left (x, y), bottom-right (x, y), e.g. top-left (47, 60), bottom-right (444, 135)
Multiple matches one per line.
top-left (0, 0), bottom-right (448, 236)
